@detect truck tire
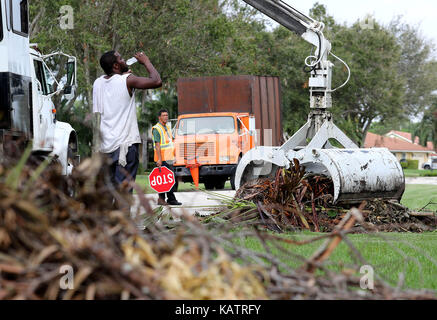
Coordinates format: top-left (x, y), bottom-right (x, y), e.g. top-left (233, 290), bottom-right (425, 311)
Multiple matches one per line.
top-left (204, 178), bottom-right (215, 190)
top-left (230, 173), bottom-right (236, 190)
top-left (214, 178), bottom-right (226, 190)
top-left (424, 165), bottom-right (431, 170)
top-left (67, 145), bottom-right (79, 197)
top-left (230, 155), bottom-right (242, 190)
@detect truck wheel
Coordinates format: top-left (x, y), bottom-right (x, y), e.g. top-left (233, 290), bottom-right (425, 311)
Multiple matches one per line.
top-left (204, 178), bottom-right (215, 190)
top-left (230, 174), bottom-right (236, 190)
top-left (230, 156), bottom-right (242, 190)
top-left (424, 165), bottom-right (431, 170)
top-left (214, 178), bottom-right (226, 190)
top-left (67, 145), bottom-right (79, 197)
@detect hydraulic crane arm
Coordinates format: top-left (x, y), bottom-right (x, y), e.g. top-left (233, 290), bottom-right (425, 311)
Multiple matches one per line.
top-left (242, 0), bottom-right (330, 60)
top-left (242, 0), bottom-right (333, 110)
top-left (242, 0), bottom-right (323, 47)
top-left (243, 0), bottom-right (312, 36)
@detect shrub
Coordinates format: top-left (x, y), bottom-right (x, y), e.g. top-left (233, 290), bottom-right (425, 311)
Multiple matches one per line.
top-left (406, 160), bottom-right (419, 170)
top-left (401, 161), bottom-right (408, 169)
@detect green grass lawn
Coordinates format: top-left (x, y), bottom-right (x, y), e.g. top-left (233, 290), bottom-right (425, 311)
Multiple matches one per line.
top-left (403, 169), bottom-right (437, 177)
top-left (403, 169), bottom-right (422, 177)
top-left (401, 184), bottom-right (437, 211)
top-left (135, 175), bottom-right (437, 292)
top-left (242, 231), bottom-right (437, 291)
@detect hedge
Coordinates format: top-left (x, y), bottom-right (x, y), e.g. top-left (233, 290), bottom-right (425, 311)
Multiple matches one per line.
top-left (406, 159), bottom-right (419, 170)
top-left (420, 170), bottom-right (437, 176)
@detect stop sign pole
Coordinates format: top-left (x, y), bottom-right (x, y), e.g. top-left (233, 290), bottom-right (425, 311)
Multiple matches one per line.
top-left (148, 167), bottom-right (176, 193)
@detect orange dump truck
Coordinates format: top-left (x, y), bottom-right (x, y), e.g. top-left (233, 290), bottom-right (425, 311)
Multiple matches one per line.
top-left (173, 75), bottom-right (282, 190)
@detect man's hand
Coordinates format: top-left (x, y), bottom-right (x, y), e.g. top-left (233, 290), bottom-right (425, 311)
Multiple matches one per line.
top-left (135, 52), bottom-right (150, 66)
top-left (126, 53), bottom-right (162, 90)
top-left (157, 160), bottom-right (162, 168)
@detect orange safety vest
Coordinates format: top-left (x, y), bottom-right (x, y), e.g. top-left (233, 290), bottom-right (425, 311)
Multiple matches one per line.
top-left (152, 122), bottom-right (175, 162)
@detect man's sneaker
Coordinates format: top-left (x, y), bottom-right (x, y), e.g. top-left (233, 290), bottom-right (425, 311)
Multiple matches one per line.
top-left (157, 198), bottom-right (168, 206)
top-left (167, 200), bottom-right (182, 206)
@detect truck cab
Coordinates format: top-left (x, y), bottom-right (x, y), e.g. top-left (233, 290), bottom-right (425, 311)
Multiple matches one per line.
top-left (172, 75), bottom-right (282, 190)
top-left (173, 112), bottom-right (255, 189)
top-left (0, 0), bottom-right (78, 174)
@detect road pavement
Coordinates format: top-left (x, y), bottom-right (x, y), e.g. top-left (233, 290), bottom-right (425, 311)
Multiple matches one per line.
top-left (131, 190), bottom-right (236, 221)
top-left (405, 177), bottom-right (437, 185)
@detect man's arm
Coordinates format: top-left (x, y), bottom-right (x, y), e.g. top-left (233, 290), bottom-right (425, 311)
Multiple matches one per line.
top-left (127, 52), bottom-right (162, 91)
top-left (152, 128), bottom-right (163, 167)
top-left (155, 142), bottom-right (162, 168)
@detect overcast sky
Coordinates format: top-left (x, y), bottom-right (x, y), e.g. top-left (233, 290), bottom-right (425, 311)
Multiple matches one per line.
top-left (269, 0), bottom-right (437, 46)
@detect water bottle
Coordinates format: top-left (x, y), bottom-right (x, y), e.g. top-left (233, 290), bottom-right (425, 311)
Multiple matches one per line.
top-left (126, 57), bottom-right (138, 66)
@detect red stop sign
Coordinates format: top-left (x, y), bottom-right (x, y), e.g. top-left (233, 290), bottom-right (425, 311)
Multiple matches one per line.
top-left (148, 167), bottom-right (176, 193)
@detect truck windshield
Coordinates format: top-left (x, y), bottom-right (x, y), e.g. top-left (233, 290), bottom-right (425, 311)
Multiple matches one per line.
top-left (33, 60), bottom-right (56, 95)
top-left (177, 116), bottom-right (235, 135)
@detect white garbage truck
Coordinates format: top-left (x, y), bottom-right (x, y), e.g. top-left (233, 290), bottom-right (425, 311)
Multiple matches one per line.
top-left (0, 0), bottom-right (79, 174)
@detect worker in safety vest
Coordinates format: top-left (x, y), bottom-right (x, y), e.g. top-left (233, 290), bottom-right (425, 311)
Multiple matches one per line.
top-left (152, 109), bottom-right (182, 206)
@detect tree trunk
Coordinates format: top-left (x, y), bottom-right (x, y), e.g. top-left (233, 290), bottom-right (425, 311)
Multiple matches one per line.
top-left (29, 6), bottom-right (45, 37)
top-left (84, 43), bottom-right (100, 154)
top-left (141, 131), bottom-right (148, 172)
top-left (93, 113), bottom-right (101, 154)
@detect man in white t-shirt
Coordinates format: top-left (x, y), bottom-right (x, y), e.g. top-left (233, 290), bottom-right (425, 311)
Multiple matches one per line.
top-left (93, 51), bottom-right (161, 196)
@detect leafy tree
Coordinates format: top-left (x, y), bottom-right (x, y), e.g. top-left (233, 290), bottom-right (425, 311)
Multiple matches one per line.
top-left (137, 90), bottom-right (178, 134)
top-left (417, 98), bottom-right (437, 147)
top-left (329, 21), bottom-right (405, 145)
top-left (368, 118), bottom-right (416, 136)
top-left (367, 19), bottom-right (437, 146)
top-left (56, 100), bottom-right (93, 157)
top-left (390, 18), bottom-right (437, 116)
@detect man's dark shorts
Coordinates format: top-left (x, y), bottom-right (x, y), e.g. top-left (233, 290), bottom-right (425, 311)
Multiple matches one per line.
top-left (106, 143), bottom-right (139, 192)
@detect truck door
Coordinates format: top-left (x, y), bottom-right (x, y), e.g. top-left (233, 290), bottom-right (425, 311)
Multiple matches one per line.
top-left (31, 58), bottom-right (56, 150)
top-left (237, 116), bottom-right (251, 154)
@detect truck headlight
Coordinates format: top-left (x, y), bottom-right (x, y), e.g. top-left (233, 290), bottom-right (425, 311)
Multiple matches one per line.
top-left (220, 156), bottom-right (230, 162)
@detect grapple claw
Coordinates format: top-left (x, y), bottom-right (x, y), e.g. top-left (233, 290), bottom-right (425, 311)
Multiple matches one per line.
top-left (235, 147), bottom-right (405, 204)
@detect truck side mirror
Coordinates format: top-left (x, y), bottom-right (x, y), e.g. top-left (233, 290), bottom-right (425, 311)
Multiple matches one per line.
top-left (64, 60), bottom-right (76, 100)
top-left (64, 85), bottom-right (72, 95)
top-left (64, 85), bottom-right (75, 100)
top-left (249, 116), bottom-right (256, 136)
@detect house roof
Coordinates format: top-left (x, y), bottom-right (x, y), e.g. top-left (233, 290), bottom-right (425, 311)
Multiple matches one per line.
top-left (365, 132), bottom-right (434, 152)
top-left (386, 130), bottom-right (412, 142)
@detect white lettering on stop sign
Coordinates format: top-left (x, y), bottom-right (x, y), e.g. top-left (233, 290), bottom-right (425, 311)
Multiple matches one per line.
top-left (148, 167), bottom-right (176, 193)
